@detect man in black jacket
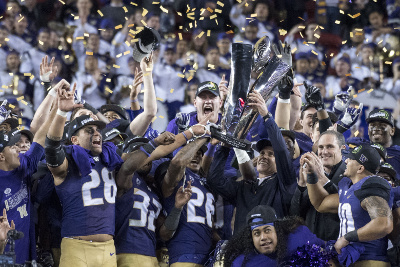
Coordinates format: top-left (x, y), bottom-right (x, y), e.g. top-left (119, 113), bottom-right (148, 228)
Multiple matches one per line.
top-left (290, 130), bottom-right (346, 241)
top-left (207, 90), bottom-right (297, 234)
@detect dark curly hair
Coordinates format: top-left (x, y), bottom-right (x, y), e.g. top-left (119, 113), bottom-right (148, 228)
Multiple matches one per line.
top-left (222, 216), bottom-right (304, 267)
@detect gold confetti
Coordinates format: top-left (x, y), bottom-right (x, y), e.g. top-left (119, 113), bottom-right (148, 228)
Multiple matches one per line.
top-left (383, 47), bottom-right (387, 52)
top-left (142, 8), bottom-right (148, 16)
top-left (113, 64), bottom-right (120, 68)
top-left (207, 30), bottom-right (211, 36)
top-left (17, 96), bottom-right (24, 101)
top-left (9, 104), bottom-right (15, 109)
top-left (1, 85), bottom-right (8, 89)
top-left (124, 51), bottom-right (130, 55)
top-left (187, 76), bottom-right (193, 82)
top-left (115, 25), bottom-right (123, 29)
top-left (8, 73), bottom-right (13, 76)
top-left (352, 13), bottom-right (361, 18)
top-left (354, 130), bottom-right (359, 137)
top-left (207, 7), bottom-right (214, 13)
top-left (311, 50), bottom-right (318, 55)
top-left (130, 2), bottom-right (138, 6)
top-left (279, 29), bottom-right (287, 35)
top-left (20, 100), bottom-right (27, 106)
top-left (196, 31), bottom-right (204, 38)
top-left (177, 73), bottom-right (185, 78)
top-left (335, 20), bottom-right (340, 24)
top-left (353, 94), bottom-right (358, 98)
top-left (210, 14), bottom-right (217, 19)
top-left (291, 47), bottom-right (297, 53)
top-left (177, 12), bottom-right (182, 16)
top-left (178, 33), bottom-right (183, 40)
top-left (314, 33), bottom-right (320, 39)
top-left (217, 1), bottom-right (224, 6)
top-left (342, 40), bottom-right (347, 44)
top-left (339, 10), bottom-right (344, 14)
top-left (86, 51), bottom-right (93, 55)
top-left (156, 97), bottom-right (164, 101)
top-left (152, 2), bottom-right (160, 4)
top-left (250, 13), bottom-right (257, 17)
top-left (226, 30), bottom-right (234, 34)
top-left (330, 53), bottom-right (334, 57)
top-left (170, 88), bottom-right (174, 93)
top-left (377, 40), bottom-right (383, 45)
top-left (215, 9), bottom-right (222, 13)
top-left (84, 33), bottom-right (89, 37)
top-left (30, 75), bottom-right (35, 80)
top-left (76, 36), bottom-right (84, 40)
top-left (355, 32), bottom-right (363, 36)
top-left (74, 16), bottom-right (79, 20)
top-left (367, 89), bottom-right (374, 93)
top-left (298, 17), bottom-right (304, 21)
top-left (38, 40), bottom-right (43, 45)
top-left (385, 61), bottom-right (392, 64)
top-left (350, 32), bottom-right (353, 37)
top-left (97, 10), bottom-right (103, 16)
top-left (59, 0), bottom-right (65, 4)
top-left (151, 116), bottom-right (157, 123)
top-left (121, 6), bottom-right (127, 12)
top-left (105, 88), bottom-right (113, 94)
top-left (116, 53), bottom-right (122, 58)
top-left (141, 20), bottom-right (147, 26)
top-left (208, 64), bottom-right (215, 69)
top-left (18, 16), bottom-right (24, 23)
top-left (299, 32), bottom-right (304, 38)
top-left (159, 116), bottom-right (164, 119)
top-left (345, 73), bottom-right (351, 77)
top-left (125, 41), bottom-right (131, 46)
top-left (160, 5), bottom-right (168, 13)
top-left (298, 25), bottom-right (305, 29)
top-left (106, 78), bottom-right (111, 82)
top-left (24, 73), bottom-right (31, 76)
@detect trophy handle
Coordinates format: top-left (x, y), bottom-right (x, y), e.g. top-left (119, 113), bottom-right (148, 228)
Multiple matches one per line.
top-left (210, 125), bottom-right (251, 150)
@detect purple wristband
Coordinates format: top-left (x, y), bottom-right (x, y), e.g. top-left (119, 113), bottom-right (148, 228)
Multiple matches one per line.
top-left (182, 132), bottom-right (189, 141)
top-left (205, 142), bottom-right (217, 157)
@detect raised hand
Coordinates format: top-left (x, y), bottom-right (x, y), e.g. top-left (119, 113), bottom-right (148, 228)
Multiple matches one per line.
top-left (140, 53), bottom-right (154, 74)
top-left (0, 208), bottom-right (14, 242)
top-left (40, 56), bottom-right (59, 82)
top-left (58, 82), bottom-right (83, 112)
top-left (175, 112), bottom-right (191, 133)
top-left (278, 74), bottom-right (293, 100)
top-left (333, 91), bottom-right (352, 116)
top-left (131, 67), bottom-right (144, 100)
top-left (247, 90), bottom-right (268, 117)
top-left (304, 81), bottom-right (325, 111)
top-left (175, 181), bottom-right (192, 209)
top-left (337, 103), bottom-right (363, 132)
top-left (219, 74), bottom-right (229, 101)
top-left (154, 131), bottom-right (176, 146)
top-left (191, 112), bottom-right (214, 137)
top-left (272, 41), bottom-right (292, 67)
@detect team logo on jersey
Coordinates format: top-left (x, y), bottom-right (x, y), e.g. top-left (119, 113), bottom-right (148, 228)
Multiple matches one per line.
top-left (4, 188), bottom-right (11, 196)
top-left (136, 178), bottom-right (141, 185)
top-left (93, 156), bottom-right (99, 161)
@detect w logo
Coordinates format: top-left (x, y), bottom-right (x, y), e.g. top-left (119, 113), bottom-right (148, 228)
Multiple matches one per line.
top-left (359, 154), bottom-right (367, 163)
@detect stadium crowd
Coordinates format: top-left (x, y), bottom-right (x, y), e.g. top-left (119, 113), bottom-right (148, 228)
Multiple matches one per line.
top-left (0, 0), bottom-right (400, 266)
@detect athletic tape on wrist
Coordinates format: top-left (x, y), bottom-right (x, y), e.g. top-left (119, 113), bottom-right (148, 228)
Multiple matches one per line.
top-left (233, 147), bottom-right (250, 164)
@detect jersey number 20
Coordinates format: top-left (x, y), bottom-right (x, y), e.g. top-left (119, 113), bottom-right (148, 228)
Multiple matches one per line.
top-left (82, 168), bottom-right (117, 206)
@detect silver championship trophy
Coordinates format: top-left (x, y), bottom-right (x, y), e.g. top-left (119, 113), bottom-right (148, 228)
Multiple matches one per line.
top-left (210, 36), bottom-right (291, 149)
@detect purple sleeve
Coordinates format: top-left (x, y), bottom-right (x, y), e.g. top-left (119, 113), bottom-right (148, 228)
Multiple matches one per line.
top-left (126, 108), bottom-right (144, 121)
top-left (268, 96), bottom-right (278, 117)
top-left (166, 119), bottom-right (179, 134)
top-left (18, 142), bottom-right (45, 177)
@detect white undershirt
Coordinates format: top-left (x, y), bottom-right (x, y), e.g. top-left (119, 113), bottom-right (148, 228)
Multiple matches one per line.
top-left (257, 175), bottom-right (273, 185)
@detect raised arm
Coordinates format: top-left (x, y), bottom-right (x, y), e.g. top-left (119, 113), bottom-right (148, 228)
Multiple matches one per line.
top-left (160, 181), bottom-right (192, 241)
top-left (129, 54), bottom-right (157, 136)
top-left (162, 138), bottom-right (208, 198)
top-left (304, 152), bottom-right (339, 213)
top-left (30, 56), bottom-right (59, 134)
top-left (45, 82), bottom-right (83, 185)
top-left (0, 209), bottom-right (14, 254)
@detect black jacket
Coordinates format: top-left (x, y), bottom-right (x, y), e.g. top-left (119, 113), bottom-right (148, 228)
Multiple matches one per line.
top-left (207, 118), bottom-right (297, 234)
top-left (290, 160), bottom-right (346, 241)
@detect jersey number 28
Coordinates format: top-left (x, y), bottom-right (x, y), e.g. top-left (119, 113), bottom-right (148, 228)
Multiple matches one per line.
top-left (82, 168), bottom-right (117, 206)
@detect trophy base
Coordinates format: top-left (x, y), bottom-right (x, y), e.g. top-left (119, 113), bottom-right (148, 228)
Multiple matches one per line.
top-left (210, 125), bottom-right (251, 150)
